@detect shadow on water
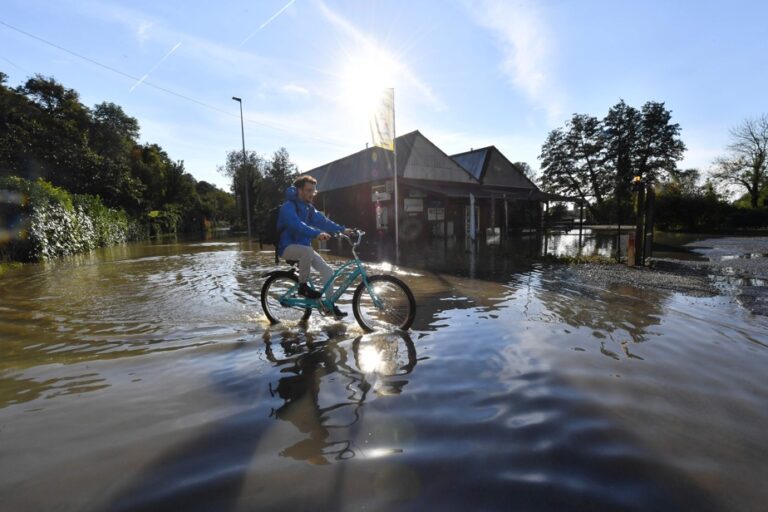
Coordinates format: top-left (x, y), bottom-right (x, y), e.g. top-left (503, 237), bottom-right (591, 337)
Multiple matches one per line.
top-left (104, 328), bottom-right (723, 512)
top-left (435, 370), bottom-right (723, 512)
top-left (106, 328), bottom-right (418, 512)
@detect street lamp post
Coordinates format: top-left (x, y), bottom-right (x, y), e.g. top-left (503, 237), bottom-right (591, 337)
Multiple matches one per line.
top-left (232, 96), bottom-right (252, 240)
top-left (632, 175), bottom-right (646, 267)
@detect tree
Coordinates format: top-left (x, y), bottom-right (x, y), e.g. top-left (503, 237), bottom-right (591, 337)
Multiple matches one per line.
top-left (1, 72), bottom-right (232, 235)
top-left (196, 181), bottom-right (236, 226)
top-left (218, 149), bottom-right (265, 229)
top-left (540, 100), bottom-right (686, 221)
top-left (513, 161), bottom-right (537, 183)
top-left (88, 102), bottom-right (144, 209)
top-left (539, 114), bottom-right (609, 218)
top-left (130, 143), bottom-right (173, 210)
top-left (665, 168), bottom-right (701, 196)
top-left (0, 72), bottom-right (38, 178)
top-left (634, 101), bottom-right (686, 181)
top-left (12, 75), bottom-right (96, 189)
top-left (604, 100), bottom-right (640, 205)
top-left (711, 115), bottom-right (768, 208)
top-left (263, 147), bottom-right (299, 211)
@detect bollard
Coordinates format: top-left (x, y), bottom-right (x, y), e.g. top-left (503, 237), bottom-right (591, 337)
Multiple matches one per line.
top-left (626, 233), bottom-right (636, 267)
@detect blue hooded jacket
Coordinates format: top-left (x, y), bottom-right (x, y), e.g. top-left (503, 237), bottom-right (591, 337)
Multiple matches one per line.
top-left (277, 186), bottom-right (345, 256)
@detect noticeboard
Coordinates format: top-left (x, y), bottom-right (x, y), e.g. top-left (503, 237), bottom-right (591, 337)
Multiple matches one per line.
top-left (403, 198), bottom-right (423, 212)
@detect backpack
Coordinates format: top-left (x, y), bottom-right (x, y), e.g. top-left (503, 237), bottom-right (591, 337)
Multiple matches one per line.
top-left (261, 202), bottom-right (305, 264)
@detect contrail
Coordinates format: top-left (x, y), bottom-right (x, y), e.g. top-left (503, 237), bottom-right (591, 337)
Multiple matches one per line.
top-left (0, 55), bottom-right (27, 72)
top-left (129, 41), bottom-right (182, 92)
top-left (239, 0), bottom-right (296, 47)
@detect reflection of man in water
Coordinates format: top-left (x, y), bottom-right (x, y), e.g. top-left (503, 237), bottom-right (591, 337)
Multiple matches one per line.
top-left (267, 333), bottom-right (417, 465)
top-left (272, 346), bottom-right (337, 465)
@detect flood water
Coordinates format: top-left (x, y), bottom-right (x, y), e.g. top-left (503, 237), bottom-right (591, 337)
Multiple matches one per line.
top-left (1, 233), bottom-right (767, 511)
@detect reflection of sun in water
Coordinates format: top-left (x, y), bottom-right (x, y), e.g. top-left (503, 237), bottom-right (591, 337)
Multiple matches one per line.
top-left (359, 345), bottom-right (384, 374)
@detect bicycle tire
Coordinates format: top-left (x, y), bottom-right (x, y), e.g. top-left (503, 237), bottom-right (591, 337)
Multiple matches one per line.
top-left (352, 274), bottom-right (415, 332)
top-left (261, 271), bottom-right (312, 325)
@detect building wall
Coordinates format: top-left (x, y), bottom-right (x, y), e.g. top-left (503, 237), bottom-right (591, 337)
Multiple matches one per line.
top-left (315, 182), bottom-right (544, 240)
top-left (316, 183), bottom-right (377, 233)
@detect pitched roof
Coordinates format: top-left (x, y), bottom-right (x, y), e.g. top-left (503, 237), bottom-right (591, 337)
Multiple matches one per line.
top-left (301, 130), bottom-right (476, 192)
top-left (450, 147), bottom-right (490, 181)
top-left (451, 146), bottom-right (540, 190)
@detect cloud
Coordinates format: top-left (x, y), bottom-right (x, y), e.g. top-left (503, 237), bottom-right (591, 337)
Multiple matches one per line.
top-left (136, 20), bottom-right (152, 43)
top-left (281, 83), bottom-right (310, 96)
top-left (466, 0), bottom-right (564, 124)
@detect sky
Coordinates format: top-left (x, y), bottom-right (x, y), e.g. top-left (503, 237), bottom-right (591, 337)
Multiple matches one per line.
top-left (2, 0), bottom-right (767, 192)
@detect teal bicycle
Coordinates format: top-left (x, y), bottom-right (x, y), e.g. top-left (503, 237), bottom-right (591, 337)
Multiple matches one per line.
top-left (260, 230), bottom-right (416, 332)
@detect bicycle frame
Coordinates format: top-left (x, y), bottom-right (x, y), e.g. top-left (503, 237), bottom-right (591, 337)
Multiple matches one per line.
top-left (277, 232), bottom-right (384, 311)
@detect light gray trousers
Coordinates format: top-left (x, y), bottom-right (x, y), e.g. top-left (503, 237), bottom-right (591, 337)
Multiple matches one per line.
top-left (282, 244), bottom-right (334, 294)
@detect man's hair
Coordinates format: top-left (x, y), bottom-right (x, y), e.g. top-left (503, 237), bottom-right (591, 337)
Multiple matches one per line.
top-left (293, 175), bottom-right (317, 189)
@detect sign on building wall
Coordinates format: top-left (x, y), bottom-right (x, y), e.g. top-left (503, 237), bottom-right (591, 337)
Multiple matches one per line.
top-left (372, 191), bottom-right (391, 202)
top-left (371, 181), bottom-right (394, 202)
top-left (403, 198), bottom-right (423, 212)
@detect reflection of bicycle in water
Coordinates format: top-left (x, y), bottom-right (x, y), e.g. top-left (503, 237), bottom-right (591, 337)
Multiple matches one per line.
top-left (260, 230), bottom-right (416, 332)
top-left (263, 330), bottom-right (418, 464)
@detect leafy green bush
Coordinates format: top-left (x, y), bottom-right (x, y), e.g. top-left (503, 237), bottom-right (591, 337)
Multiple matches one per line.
top-left (654, 184), bottom-right (768, 231)
top-left (0, 176), bottom-right (147, 261)
top-left (147, 205), bottom-right (182, 236)
top-left (724, 207), bottom-right (768, 228)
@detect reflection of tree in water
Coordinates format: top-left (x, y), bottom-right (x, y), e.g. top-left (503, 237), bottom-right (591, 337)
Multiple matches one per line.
top-left (535, 268), bottom-right (667, 347)
top-left (264, 330), bottom-right (418, 465)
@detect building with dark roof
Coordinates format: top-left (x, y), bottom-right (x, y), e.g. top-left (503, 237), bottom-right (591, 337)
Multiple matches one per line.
top-left (300, 130), bottom-right (558, 241)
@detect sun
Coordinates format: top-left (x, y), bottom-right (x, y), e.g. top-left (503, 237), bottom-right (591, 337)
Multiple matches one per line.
top-left (340, 46), bottom-right (397, 116)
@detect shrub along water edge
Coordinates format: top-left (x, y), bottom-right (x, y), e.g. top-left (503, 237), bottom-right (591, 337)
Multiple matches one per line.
top-left (0, 176), bottom-right (147, 261)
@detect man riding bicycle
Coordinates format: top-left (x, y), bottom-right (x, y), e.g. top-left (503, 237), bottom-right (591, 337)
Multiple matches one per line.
top-left (277, 175), bottom-right (354, 318)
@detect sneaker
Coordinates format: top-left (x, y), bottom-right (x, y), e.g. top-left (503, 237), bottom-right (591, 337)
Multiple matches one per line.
top-left (298, 283), bottom-right (322, 299)
top-left (332, 305), bottom-right (347, 318)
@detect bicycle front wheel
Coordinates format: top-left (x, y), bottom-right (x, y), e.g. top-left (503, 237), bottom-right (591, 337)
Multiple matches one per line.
top-left (261, 271), bottom-right (312, 325)
top-left (352, 275), bottom-right (415, 332)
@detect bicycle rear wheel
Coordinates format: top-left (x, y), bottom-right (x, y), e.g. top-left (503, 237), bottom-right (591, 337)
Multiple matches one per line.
top-left (352, 275), bottom-right (415, 332)
top-left (261, 271), bottom-right (312, 325)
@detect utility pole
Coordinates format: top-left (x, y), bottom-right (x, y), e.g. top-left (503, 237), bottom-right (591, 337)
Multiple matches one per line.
top-left (632, 175), bottom-right (645, 266)
top-left (232, 96), bottom-right (252, 240)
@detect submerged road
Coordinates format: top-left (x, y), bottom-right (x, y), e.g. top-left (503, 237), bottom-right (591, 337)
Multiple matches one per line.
top-left (1, 236), bottom-right (767, 511)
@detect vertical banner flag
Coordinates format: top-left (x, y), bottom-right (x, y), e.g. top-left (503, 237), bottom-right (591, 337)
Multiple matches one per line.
top-left (370, 88), bottom-right (395, 151)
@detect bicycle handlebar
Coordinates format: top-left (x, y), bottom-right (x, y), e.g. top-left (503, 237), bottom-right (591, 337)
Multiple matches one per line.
top-left (332, 229), bottom-right (365, 247)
